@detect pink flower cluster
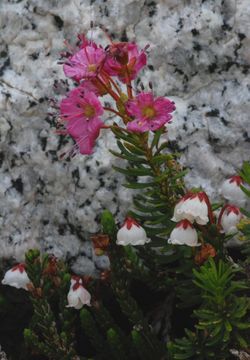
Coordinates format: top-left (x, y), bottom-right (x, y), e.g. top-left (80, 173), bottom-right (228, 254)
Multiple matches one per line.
top-left (59, 33), bottom-right (176, 155)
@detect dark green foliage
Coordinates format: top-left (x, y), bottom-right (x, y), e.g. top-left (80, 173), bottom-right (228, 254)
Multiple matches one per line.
top-left (21, 213), bottom-right (169, 359)
top-left (104, 212), bottom-right (167, 359)
top-left (7, 140), bottom-right (250, 360)
top-left (109, 126), bottom-right (204, 323)
top-left (106, 328), bottom-right (128, 360)
top-left (240, 161), bottom-right (250, 188)
top-left (168, 259), bottom-right (250, 359)
top-left (80, 308), bottom-right (110, 359)
top-left (239, 162), bottom-right (250, 256)
top-left (24, 298), bottom-right (77, 360)
top-left (110, 126), bottom-right (186, 239)
top-left (24, 250), bottom-right (78, 360)
top-left (101, 210), bottom-right (117, 239)
top-left (131, 329), bottom-right (160, 360)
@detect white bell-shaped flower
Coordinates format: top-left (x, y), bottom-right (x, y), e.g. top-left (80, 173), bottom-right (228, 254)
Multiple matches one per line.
top-left (171, 192), bottom-right (210, 225)
top-left (2, 264), bottom-right (30, 291)
top-left (66, 277), bottom-right (91, 310)
top-left (116, 217), bottom-right (150, 246)
top-left (219, 204), bottom-right (243, 235)
top-left (221, 176), bottom-right (246, 206)
top-left (168, 220), bottom-right (200, 246)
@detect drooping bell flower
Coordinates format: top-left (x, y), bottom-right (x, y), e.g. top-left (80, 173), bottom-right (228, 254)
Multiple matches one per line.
top-left (59, 87), bottom-right (104, 155)
top-left (63, 42), bottom-right (106, 81)
top-left (66, 276), bottom-right (91, 309)
top-left (168, 220), bottom-right (200, 247)
top-left (171, 192), bottom-right (211, 225)
top-left (104, 42), bottom-right (147, 83)
top-left (116, 217), bottom-right (150, 246)
top-left (126, 92), bottom-right (175, 133)
top-left (218, 204), bottom-right (243, 235)
top-left (2, 264), bottom-right (31, 291)
top-left (221, 176), bottom-right (246, 207)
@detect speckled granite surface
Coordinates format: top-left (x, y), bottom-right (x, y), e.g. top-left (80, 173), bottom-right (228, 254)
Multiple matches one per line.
top-left (0, 0), bottom-right (249, 271)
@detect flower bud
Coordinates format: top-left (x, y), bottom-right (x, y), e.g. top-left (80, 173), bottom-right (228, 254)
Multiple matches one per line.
top-left (221, 176), bottom-right (246, 206)
top-left (168, 220), bottom-right (200, 247)
top-left (171, 192), bottom-right (210, 225)
top-left (116, 217), bottom-right (150, 246)
top-left (195, 244), bottom-right (216, 265)
top-left (2, 264), bottom-right (31, 291)
top-left (25, 249), bottom-right (40, 262)
top-left (101, 210), bottom-right (117, 238)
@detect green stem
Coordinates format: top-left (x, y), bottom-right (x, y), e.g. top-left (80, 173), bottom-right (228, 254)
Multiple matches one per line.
top-left (138, 133), bottom-right (170, 199)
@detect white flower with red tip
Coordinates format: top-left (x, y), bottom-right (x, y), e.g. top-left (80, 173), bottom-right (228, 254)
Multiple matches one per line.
top-left (2, 264), bottom-right (30, 291)
top-left (116, 217), bottom-right (150, 246)
top-left (171, 192), bottom-right (211, 225)
top-left (218, 204), bottom-right (243, 235)
top-left (221, 176), bottom-right (246, 206)
top-left (168, 220), bottom-right (199, 247)
top-left (66, 276), bottom-right (91, 310)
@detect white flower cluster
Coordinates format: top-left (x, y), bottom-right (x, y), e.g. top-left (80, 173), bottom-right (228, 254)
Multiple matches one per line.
top-left (1, 175), bottom-right (246, 310)
top-left (1, 266), bottom-right (91, 311)
top-left (169, 175), bottom-right (246, 247)
top-left (169, 192), bottom-right (209, 247)
top-left (115, 175), bottom-right (247, 248)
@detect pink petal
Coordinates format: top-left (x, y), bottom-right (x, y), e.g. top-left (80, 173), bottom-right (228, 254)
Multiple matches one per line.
top-left (75, 117), bottom-right (103, 155)
top-left (127, 119), bottom-right (150, 133)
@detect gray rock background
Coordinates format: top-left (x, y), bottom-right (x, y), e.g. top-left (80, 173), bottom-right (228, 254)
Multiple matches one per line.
top-left (0, 0), bottom-right (249, 270)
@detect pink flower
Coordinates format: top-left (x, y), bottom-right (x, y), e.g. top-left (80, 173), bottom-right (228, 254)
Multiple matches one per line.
top-left (126, 92), bottom-right (175, 133)
top-left (63, 44), bottom-right (106, 81)
top-left (168, 219), bottom-right (199, 247)
top-left (116, 217), bottom-right (150, 246)
top-left (218, 204), bottom-right (243, 235)
top-left (221, 175), bottom-right (246, 207)
top-left (171, 192), bottom-right (211, 225)
top-left (2, 264), bottom-right (31, 291)
top-left (60, 87), bottom-right (104, 155)
top-left (60, 86), bottom-right (103, 121)
top-left (104, 42), bottom-right (147, 83)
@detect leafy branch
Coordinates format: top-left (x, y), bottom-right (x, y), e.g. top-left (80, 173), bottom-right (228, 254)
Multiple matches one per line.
top-left (111, 125), bottom-right (186, 241)
top-left (168, 258), bottom-right (250, 359)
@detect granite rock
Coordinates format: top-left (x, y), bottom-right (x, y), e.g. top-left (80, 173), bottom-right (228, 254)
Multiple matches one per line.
top-left (0, 0), bottom-right (249, 272)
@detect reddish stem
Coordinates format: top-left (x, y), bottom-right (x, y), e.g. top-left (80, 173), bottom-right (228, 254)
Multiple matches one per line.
top-left (103, 107), bottom-right (123, 118)
top-left (202, 192), bottom-right (215, 224)
top-left (96, 76), bottom-right (120, 102)
top-left (102, 71), bottom-right (122, 95)
top-left (125, 65), bottom-right (133, 99)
